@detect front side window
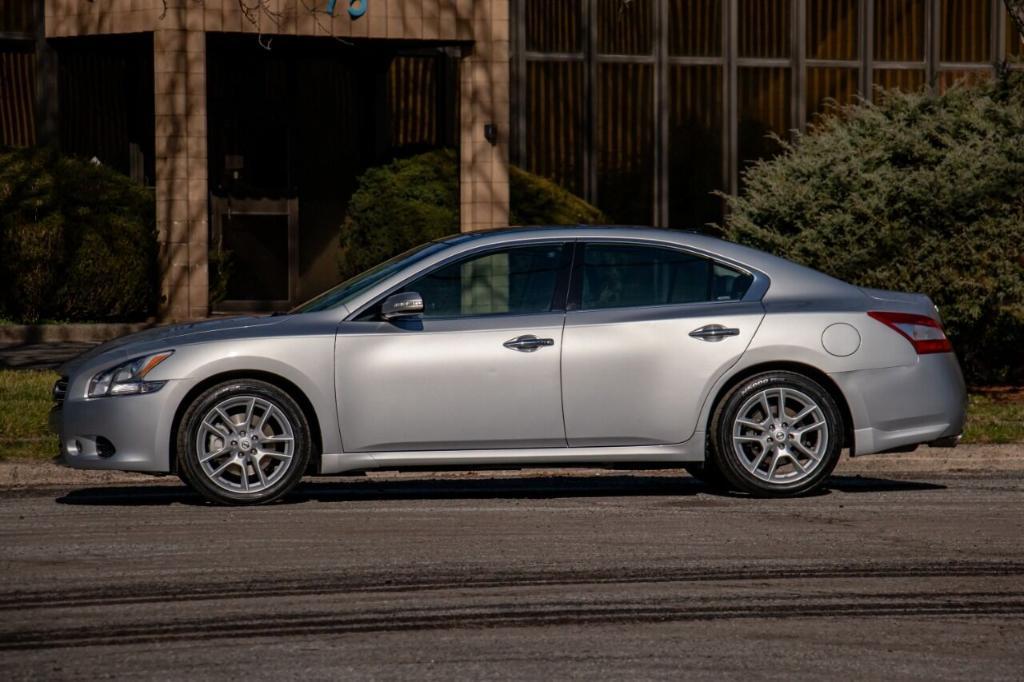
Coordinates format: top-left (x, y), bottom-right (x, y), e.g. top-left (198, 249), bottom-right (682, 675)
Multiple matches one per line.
top-left (402, 243), bottom-right (568, 318)
top-left (580, 243), bottom-right (751, 310)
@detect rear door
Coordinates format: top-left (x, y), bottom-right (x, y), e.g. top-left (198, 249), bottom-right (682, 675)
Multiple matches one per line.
top-left (561, 241), bottom-right (765, 446)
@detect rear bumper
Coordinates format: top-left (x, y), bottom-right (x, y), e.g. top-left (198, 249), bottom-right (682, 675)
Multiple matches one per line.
top-left (830, 353), bottom-right (967, 456)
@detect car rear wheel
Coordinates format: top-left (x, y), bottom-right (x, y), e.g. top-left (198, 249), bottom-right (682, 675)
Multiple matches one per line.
top-left (177, 380), bottom-right (311, 505)
top-left (709, 371), bottom-right (843, 497)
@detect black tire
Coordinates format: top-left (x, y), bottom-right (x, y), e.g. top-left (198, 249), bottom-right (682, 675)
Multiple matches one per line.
top-left (708, 371), bottom-right (843, 498)
top-left (177, 379), bottom-right (311, 506)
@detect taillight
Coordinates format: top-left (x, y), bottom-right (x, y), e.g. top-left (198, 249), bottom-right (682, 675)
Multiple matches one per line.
top-left (867, 311), bottom-right (953, 354)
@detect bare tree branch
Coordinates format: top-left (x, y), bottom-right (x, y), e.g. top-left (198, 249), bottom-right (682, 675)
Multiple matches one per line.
top-left (153, 0), bottom-right (354, 49)
top-left (1004, 0), bottom-right (1024, 47)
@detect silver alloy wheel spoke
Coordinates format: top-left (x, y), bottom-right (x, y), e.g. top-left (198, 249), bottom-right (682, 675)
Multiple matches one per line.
top-left (199, 444), bottom-right (230, 463)
top-left (794, 420), bottom-right (826, 437)
top-left (791, 438), bottom-right (821, 461)
top-left (196, 395), bottom-right (295, 495)
top-left (736, 418), bottom-right (766, 431)
top-left (257, 405), bottom-right (274, 433)
top-left (731, 386), bottom-right (829, 484)
top-left (258, 449), bottom-right (291, 460)
top-left (243, 398), bottom-right (256, 430)
top-left (254, 456), bottom-right (269, 487)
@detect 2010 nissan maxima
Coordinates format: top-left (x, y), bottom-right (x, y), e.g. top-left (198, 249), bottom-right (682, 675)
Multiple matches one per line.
top-left (51, 227), bottom-right (966, 504)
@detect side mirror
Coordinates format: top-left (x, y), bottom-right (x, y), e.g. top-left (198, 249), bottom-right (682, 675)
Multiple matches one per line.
top-left (381, 292), bottom-right (424, 320)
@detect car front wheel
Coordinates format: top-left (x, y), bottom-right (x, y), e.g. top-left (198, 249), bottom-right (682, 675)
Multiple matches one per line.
top-left (177, 379), bottom-right (311, 505)
top-left (709, 371), bottom-right (843, 497)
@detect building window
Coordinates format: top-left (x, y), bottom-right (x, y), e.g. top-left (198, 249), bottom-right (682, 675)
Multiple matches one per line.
top-left (738, 67), bottom-right (792, 176)
top-left (874, 0), bottom-right (926, 61)
top-left (668, 64), bottom-right (724, 230)
top-left (0, 0), bottom-right (35, 36)
top-left (739, 0), bottom-right (792, 58)
top-left (940, 0), bottom-right (990, 63)
top-left (596, 62), bottom-right (656, 225)
top-left (525, 61), bottom-right (586, 194)
top-left (525, 0), bottom-right (583, 53)
top-left (668, 0), bottom-right (722, 56)
top-left (597, 0), bottom-right (656, 54)
top-left (512, 0), bottom-right (1021, 231)
top-left (0, 44), bottom-right (35, 147)
top-left (809, 0), bottom-right (859, 60)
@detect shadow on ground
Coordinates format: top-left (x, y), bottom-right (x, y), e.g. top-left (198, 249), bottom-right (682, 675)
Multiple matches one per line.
top-left (54, 474), bottom-right (946, 507)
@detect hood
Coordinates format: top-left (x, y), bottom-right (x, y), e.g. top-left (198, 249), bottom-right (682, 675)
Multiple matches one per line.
top-left (58, 315), bottom-right (288, 376)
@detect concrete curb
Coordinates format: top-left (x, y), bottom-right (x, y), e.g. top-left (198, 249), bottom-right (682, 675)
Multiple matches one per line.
top-left (0, 321), bottom-right (158, 345)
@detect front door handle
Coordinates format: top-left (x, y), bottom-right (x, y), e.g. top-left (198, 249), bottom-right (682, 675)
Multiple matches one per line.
top-left (689, 324), bottom-right (740, 342)
top-left (503, 335), bottom-right (555, 352)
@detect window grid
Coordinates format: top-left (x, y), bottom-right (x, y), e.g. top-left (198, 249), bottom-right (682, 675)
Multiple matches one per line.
top-left (512, 0), bottom-right (1023, 229)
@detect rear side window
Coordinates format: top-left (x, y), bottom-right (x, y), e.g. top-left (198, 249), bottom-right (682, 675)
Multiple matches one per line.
top-left (580, 244), bottom-right (752, 310)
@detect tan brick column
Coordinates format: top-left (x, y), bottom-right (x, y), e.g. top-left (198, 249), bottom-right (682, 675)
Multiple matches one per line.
top-left (154, 13), bottom-right (208, 321)
top-left (458, 0), bottom-right (511, 232)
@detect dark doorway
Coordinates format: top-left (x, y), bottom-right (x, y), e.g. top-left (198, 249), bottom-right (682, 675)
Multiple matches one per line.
top-left (206, 34), bottom-right (458, 312)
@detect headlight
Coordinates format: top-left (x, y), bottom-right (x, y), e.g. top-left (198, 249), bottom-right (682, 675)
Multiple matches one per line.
top-left (88, 351), bottom-right (174, 398)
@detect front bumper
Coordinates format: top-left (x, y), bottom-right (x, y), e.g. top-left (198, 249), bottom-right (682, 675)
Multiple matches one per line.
top-left (50, 379), bottom-right (189, 473)
top-left (831, 352), bottom-right (967, 456)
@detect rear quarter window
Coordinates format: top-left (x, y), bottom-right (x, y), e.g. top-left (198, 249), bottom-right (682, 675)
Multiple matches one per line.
top-left (581, 243), bottom-right (753, 310)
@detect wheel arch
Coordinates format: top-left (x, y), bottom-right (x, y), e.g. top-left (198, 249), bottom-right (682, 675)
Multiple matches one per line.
top-left (169, 370), bottom-right (324, 474)
top-left (705, 361), bottom-right (855, 452)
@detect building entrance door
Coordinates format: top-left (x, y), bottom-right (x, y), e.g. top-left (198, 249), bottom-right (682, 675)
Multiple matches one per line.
top-left (210, 195), bottom-right (299, 312)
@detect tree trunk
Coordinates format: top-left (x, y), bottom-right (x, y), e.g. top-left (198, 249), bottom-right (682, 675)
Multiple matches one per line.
top-left (1007, 0), bottom-right (1024, 47)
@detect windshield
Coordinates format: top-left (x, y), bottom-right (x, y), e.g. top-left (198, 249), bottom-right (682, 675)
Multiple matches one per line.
top-left (291, 241), bottom-right (450, 313)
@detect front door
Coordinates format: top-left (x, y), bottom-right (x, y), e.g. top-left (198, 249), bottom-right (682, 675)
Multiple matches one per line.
top-left (561, 241), bottom-right (765, 446)
top-left (335, 242), bottom-right (571, 452)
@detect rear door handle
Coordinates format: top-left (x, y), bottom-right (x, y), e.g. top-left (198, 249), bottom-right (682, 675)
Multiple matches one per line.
top-left (689, 324), bottom-right (740, 342)
top-left (503, 335), bottom-right (555, 352)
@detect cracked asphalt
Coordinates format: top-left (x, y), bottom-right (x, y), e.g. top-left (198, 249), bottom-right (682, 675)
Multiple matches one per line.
top-left (1, 465), bottom-right (1022, 680)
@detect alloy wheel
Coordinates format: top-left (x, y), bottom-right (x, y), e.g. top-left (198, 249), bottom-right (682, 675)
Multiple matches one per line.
top-left (196, 395), bottom-right (296, 494)
top-left (730, 387), bottom-right (828, 484)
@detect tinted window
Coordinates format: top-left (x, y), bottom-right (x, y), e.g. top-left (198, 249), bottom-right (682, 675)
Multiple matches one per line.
top-left (580, 244), bottom-right (751, 309)
top-left (403, 244), bottom-right (567, 318)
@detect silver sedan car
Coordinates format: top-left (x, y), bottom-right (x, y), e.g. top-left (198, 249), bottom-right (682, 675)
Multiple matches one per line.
top-left (52, 227), bottom-right (966, 504)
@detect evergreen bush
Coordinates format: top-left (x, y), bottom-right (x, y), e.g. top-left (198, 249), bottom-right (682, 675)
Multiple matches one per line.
top-left (0, 147), bottom-right (157, 323)
top-left (338, 149), bottom-right (606, 280)
top-left (721, 73), bottom-right (1024, 384)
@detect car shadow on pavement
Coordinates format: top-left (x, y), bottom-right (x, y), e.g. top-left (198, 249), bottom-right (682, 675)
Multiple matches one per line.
top-left (825, 475), bottom-right (947, 493)
top-left (54, 473), bottom-right (946, 506)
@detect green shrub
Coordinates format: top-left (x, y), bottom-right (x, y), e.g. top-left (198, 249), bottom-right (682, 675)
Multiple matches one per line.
top-left (509, 164), bottom-right (607, 226)
top-left (720, 73), bottom-right (1024, 384)
top-left (0, 147), bottom-right (156, 323)
top-left (338, 149), bottom-right (606, 280)
top-left (339, 149), bottom-right (461, 281)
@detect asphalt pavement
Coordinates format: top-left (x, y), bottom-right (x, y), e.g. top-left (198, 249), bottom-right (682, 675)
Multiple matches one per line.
top-left (1, 468), bottom-right (1022, 680)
